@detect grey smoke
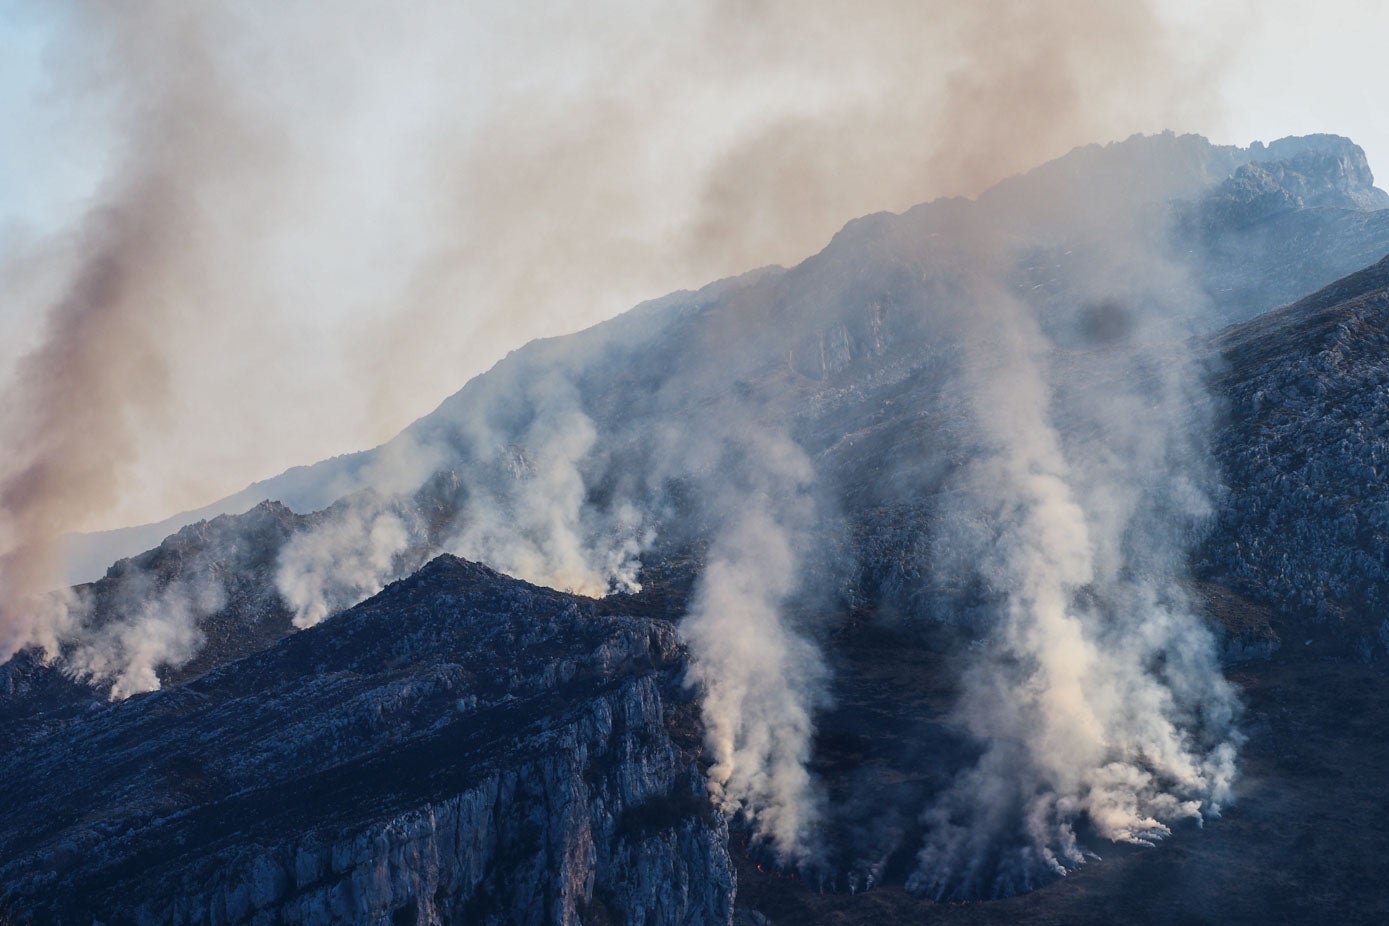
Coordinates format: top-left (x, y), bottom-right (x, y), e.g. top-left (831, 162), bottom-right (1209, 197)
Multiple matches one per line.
top-left (66, 575), bottom-right (222, 701)
top-left (678, 423), bottom-right (831, 864)
top-left (0, 1), bottom-right (1246, 882)
top-left (3, 0), bottom-right (1226, 546)
top-left (445, 373), bottom-right (652, 597)
top-left (906, 245), bottom-right (1240, 896)
top-left (272, 371), bottom-right (654, 629)
top-left (0, 2), bottom-right (270, 662)
top-left (664, 0), bottom-right (1233, 875)
top-left (276, 493), bottom-right (419, 630)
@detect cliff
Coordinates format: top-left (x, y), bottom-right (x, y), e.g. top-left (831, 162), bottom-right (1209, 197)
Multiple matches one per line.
top-left (0, 556), bottom-right (734, 925)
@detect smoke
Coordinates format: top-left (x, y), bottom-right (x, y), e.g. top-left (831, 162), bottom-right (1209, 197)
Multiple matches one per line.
top-left (0, 0), bottom-right (1226, 686)
top-left (270, 370), bottom-right (653, 629)
top-left (446, 373), bottom-right (652, 597)
top-left (904, 249), bottom-right (1241, 896)
top-left (276, 493), bottom-right (420, 630)
top-left (660, 0), bottom-right (1231, 877)
top-left (0, 0), bottom-right (1246, 881)
top-left (679, 423), bottom-right (830, 864)
top-left (2, 0), bottom-right (1228, 527)
top-left (0, 3), bottom-right (276, 661)
top-left (65, 575), bottom-right (222, 701)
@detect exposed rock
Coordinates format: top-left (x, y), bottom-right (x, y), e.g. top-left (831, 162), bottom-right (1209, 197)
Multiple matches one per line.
top-left (1203, 255), bottom-right (1389, 658)
top-left (1198, 135), bottom-right (1389, 230)
top-left (0, 556), bottom-right (734, 925)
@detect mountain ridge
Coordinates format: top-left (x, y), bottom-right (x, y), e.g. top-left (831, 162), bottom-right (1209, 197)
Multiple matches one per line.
top-left (62, 132), bottom-right (1389, 583)
top-left (8, 133), bottom-right (1389, 924)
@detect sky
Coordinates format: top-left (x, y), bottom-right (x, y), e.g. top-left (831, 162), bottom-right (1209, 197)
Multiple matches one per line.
top-left (1, 0), bottom-right (1388, 536)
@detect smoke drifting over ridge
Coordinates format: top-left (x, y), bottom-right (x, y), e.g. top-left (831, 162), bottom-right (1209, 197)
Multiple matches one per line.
top-left (1, 0), bottom-right (1224, 530)
top-left (0, 0), bottom-right (1246, 891)
top-left (444, 373), bottom-right (651, 598)
top-left (0, 4), bottom-right (277, 663)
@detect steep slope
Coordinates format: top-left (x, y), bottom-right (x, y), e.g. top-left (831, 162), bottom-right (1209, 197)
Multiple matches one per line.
top-left (0, 556), bottom-right (731, 925)
top-left (1202, 254), bottom-right (1389, 657)
top-left (1, 500), bottom-right (310, 728)
top-left (7, 142), bottom-right (1389, 924)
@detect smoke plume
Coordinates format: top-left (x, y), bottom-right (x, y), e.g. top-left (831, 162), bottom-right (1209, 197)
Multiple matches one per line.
top-left (679, 423), bottom-right (830, 864)
top-left (0, 1), bottom-right (1244, 877)
top-left (271, 370), bottom-right (654, 630)
top-left (276, 493), bottom-right (420, 630)
top-left (662, 0), bottom-right (1231, 875)
top-left (0, 3), bottom-right (274, 661)
top-left (446, 374), bottom-right (651, 597)
top-left (905, 250), bottom-right (1240, 896)
top-left (66, 575), bottom-right (222, 701)
top-left (2, 0), bottom-right (1226, 532)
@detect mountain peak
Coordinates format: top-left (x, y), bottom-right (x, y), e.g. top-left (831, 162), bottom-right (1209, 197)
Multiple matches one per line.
top-left (1201, 134), bottom-right (1389, 229)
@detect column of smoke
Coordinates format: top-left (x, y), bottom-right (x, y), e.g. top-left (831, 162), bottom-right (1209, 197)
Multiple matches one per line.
top-left (0, 3), bottom-right (277, 679)
top-left (272, 433), bottom-right (445, 629)
top-left (906, 247), bottom-right (1241, 897)
top-left (276, 493), bottom-right (420, 630)
top-left (445, 374), bottom-right (651, 598)
top-left (677, 421), bottom-right (832, 866)
top-left (66, 575), bottom-right (224, 701)
top-left (273, 372), bottom-right (654, 629)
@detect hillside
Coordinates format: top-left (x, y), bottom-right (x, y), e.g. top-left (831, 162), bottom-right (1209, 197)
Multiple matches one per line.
top-left (6, 133), bottom-right (1389, 924)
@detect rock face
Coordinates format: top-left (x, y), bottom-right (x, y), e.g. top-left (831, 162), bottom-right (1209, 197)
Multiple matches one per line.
top-left (0, 556), bottom-right (733, 925)
top-left (1203, 254), bottom-right (1389, 659)
top-left (1198, 135), bottom-right (1389, 229)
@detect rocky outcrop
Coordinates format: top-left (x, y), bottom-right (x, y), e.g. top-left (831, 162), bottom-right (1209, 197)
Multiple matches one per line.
top-left (0, 556), bottom-right (734, 925)
top-left (1198, 135), bottom-right (1389, 230)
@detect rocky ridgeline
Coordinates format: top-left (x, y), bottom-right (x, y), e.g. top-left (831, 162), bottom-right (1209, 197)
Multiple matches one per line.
top-left (0, 556), bottom-right (733, 925)
top-left (0, 500), bottom-right (308, 730)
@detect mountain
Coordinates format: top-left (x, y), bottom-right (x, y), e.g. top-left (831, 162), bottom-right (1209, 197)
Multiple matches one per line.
top-left (7, 133), bottom-right (1389, 923)
top-left (10, 244), bottom-right (1389, 918)
top-left (63, 132), bottom-right (1389, 582)
top-left (1202, 253), bottom-right (1389, 657)
top-left (0, 556), bottom-right (732, 924)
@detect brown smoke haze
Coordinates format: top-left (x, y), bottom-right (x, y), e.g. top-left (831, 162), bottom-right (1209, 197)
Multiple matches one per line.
top-left (0, 1), bottom-right (1229, 651)
top-left (0, 3), bottom-right (280, 655)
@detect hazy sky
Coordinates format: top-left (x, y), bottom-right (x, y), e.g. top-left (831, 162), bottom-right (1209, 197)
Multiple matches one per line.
top-left (1, 0), bottom-right (1387, 534)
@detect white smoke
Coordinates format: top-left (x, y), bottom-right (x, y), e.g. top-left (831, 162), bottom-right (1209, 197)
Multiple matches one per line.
top-left (270, 371), bottom-right (652, 628)
top-left (5, 586), bottom-right (83, 667)
top-left (677, 420), bottom-right (831, 865)
top-left (447, 374), bottom-right (652, 597)
top-left (907, 270), bottom-right (1241, 898)
top-left (275, 493), bottom-right (418, 629)
top-left (684, 507), bottom-right (828, 864)
top-left (64, 575), bottom-right (222, 701)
